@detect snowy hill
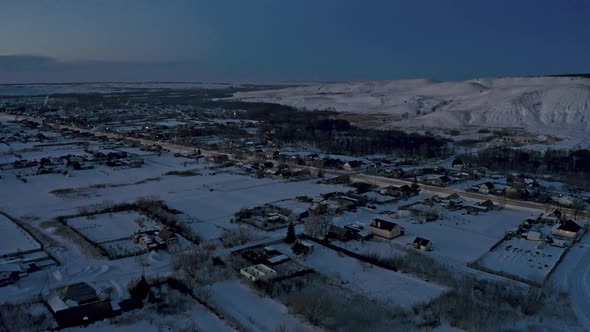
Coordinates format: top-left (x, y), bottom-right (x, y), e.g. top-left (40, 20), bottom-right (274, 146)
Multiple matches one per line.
top-left (233, 76), bottom-right (590, 133)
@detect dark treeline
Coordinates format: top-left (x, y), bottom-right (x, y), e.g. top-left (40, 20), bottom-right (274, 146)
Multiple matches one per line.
top-left (465, 147), bottom-right (590, 177)
top-left (225, 101), bottom-right (449, 158)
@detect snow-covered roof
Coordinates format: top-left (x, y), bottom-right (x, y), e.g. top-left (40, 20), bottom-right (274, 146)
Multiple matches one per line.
top-left (47, 294), bottom-right (69, 312)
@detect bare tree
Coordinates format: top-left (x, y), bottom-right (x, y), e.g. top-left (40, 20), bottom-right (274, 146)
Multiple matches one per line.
top-left (304, 215), bottom-right (332, 239)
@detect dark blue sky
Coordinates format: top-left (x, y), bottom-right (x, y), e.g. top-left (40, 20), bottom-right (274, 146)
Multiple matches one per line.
top-left (1, 0), bottom-right (589, 83)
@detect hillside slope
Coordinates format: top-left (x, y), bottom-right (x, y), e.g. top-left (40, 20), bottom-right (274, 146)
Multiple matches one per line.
top-left (233, 77), bottom-right (590, 133)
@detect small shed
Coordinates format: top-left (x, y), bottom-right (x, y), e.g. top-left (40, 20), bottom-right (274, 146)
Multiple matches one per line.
top-left (412, 237), bottom-right (433, 251)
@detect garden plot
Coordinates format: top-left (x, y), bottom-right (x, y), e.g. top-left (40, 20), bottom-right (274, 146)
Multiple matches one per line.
top-left (274, 242), bottom-right (445, 308)
top-left (66, 211), bottom-right (157, 244)
top-left (0, 214), bottom-right (41, 256)
top-left (475, 238), bottom-right (565, 284)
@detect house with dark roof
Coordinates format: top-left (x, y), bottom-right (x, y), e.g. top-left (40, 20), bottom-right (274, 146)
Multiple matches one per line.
top-left (535, 193), bottom-right (552, 204)
top-left (47, 282), bottom-right (113, 327)
top-left (551, 219), bottom-right (582, 239)
top-left (370, 218), bottom-right (404, 239)
top-left (292, 240), bottom-right (314, 255)
top-left (479, 182), bottom-right (495, 194)
top-left (158, 229), bottom-right (180, 252)
top-left (479, 199), bottom-right (495, 209)
top-left (327, 225), bottom-right (356, 242)
top-left (412, 237), bottom-right (432, 251)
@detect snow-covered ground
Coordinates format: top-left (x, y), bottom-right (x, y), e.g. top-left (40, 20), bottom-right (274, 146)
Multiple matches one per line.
top-left (477, 238), bottom-right (564, 284)
top-left (329, 202), bottom-right (531, 266)
top-left (274, 241), bottom-right (445, 308)
top-left (549, 233), bottom-right (590, 327)
top-left (233, 76), bottom-right (590, 142)
top-left (0, 213), bottom-right (41, 256)
top-left (211, 279), bottom-right (317, 332)
top-left (66, 211), bottom-right (155, 244)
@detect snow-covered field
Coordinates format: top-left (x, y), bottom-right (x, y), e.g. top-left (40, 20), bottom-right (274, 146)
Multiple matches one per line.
top-left (233, 76), bottom-right (590, 138)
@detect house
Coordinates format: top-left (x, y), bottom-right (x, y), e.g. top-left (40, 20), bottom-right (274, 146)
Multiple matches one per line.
top-left (263, 246), bottom-right (280, 256)
top-left (47, 282), bottom-right (113, 327)
top-left (158, 229), bottom-right (180, 252)
top-left (466, 204), bottom-right (488, 214)
top-left (479, 182), bottom-right (495, 194)
top-left (370, 218), bottom-right (404, 239)
top-left (0, 271), bottom-right (19, 287)
top-left (0, 264), bottom-right (24, 287)
top-left (266, 150), bottom-right (280, 160)
top-left (427, 175), bottom-right (452, 187)
top-left (535, 193), bottom-right (552, 204)
top-left (479, 199), bottom-right (495, 209)
top-left (342, 160), bottom-right (363, 171)
top-left (505, 187), bottom-right (528, 199)
top-left (444, 193), bottom-right (463, 209)
top-left (412, 237), bottom-right (433, 251)
top-left (266, 254), bottom-right (290, 266)
top-left (439, 175), bottom-right (452, 186)
top-left (344, 223), bottom-right (372, 240)
top-left (326, 196), bottom-right (356, 211)
top-left (241, 250), bottom-right (264, 264)
top-left (292, 240), bottom-right (314, 255)
top-left (213, 154), bottom-right (229, 164)
top-left (512, 177), bottom-right (526, 189)
top-left (389, 167), bottom-right (406, 178)
top-left (327, 225), bottom-right (355, 241)
top-left (133, 232), bottom-right (163, 250)
top-left (539, 209), bottom-right (563, 223)
top-left (240, 264), bottom-right (277, 282)
top-left (452, 158), bottom-right (464, 168)
top-left (551, 220), bottom-right (581, 239)
top-left (526, 231), bottom-right (542, 241)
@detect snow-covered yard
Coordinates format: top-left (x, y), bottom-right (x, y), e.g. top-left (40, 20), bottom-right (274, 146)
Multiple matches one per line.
top-left (211, 279), bottom-right (316, 332)
top-left (331, 204), bottom-right (530, 265)
top-left (477, 238), bottom-right (565, 284)
top-left (0, 213), bottom-right (41, 256)
top-left (66, 211), bottom-right (154, 244)
top-left (274, 241), bottom-right (445, 308)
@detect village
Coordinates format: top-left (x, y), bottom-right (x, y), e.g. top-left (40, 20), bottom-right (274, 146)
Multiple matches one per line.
top-left (0, 93), bottom-right (589, 331)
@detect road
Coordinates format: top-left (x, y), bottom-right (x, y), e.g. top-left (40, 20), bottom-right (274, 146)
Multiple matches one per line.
top-left (3, 112), bottom-right (588, 218)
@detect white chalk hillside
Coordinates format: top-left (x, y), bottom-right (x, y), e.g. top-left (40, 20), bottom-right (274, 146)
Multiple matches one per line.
top-left (233, 76), bottom-right (590, 132)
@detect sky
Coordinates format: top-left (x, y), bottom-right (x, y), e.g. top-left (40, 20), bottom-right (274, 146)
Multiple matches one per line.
top-left (0, 0), bottom-right (589, 83)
